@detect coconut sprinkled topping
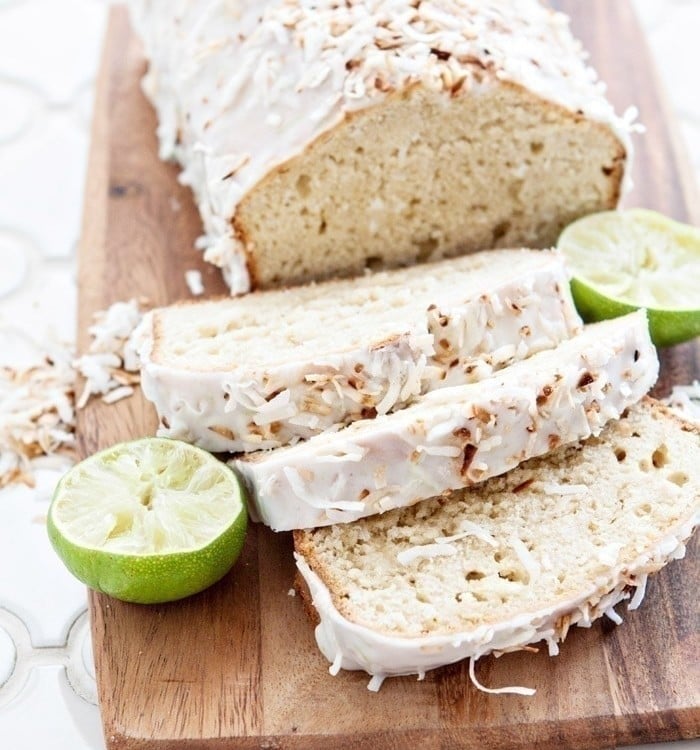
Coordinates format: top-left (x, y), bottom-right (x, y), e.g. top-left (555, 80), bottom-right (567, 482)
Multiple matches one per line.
top-left (662, 381), bottom-right (700, 426)
top-left (0, 300), bottom-right (147, 488)
top-left (138, 251), bottom-right (581, 453)
top-left (236, 312), bottom-right (658, 531)
top-left (132, 0), bottom-right (639, 292)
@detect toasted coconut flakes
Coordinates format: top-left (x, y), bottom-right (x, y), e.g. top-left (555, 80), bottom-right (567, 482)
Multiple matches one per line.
top-left (0, 347), bottom-right (77, 487)
top-left (1, 299), bottom-right (148, 487)
top-left (74, 298), bottom-right (146, 408)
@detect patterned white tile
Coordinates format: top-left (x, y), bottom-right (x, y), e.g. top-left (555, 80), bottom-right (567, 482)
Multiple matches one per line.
top-left (0, 479), bottom-right (88, 648)
top-left (634, 1), bottom-right (700, 125)
top-left (0, 262), bottom-right (77, 348)
top-left (0, 607), bottom-right (33, 711)
top-left (65, 611), bottom-right (97, 705)
top-left (0, 624), bottom-right (16, 687)
top-left (0, 76), bottom-right (43, 147)
top-left (679, 118), bottom-right (700, 175)
top-left (0, 666), bottom-right (103, 750)
top-left (0, 114), bottom-right (88, 260)
top-left (0, 228), bottom-right (30, 299)
top-left (0, 0), bottom-right (106, 105)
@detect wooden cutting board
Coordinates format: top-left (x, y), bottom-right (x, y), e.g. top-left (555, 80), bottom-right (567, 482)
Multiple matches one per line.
top-left (78, 3), bottom-right (700, 749)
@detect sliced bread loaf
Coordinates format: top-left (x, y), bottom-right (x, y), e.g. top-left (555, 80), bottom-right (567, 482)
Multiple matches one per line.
top-left (131, 0), bottom-right (633, 292)
top-left (235, 312), bottom-right (658, 531)
top-left (294, 399), bottom-right (699, 690)
top-left (137, 249), bottom-right (580, 452)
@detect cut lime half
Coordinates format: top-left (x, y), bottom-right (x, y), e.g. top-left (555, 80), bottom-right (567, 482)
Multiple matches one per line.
top-left (557, 209), bottom-right (700, 346)
top-left (47, 438), bottom-right (248, 604)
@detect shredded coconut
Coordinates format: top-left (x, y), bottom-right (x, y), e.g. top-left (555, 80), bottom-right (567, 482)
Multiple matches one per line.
top-left (366, 673), bottom-right (386, 692)
top-left (508, 535), bottom-right (541, 584)
top-left (662, 381), bottom-right (700, 426)
top-left (74, 299), bottom-right (146, 408)
top-left (0, 299), bottom-right (147, 487)
top-left (468, 657), bottom-right (536, 697)
top-left (0, 348), bottom-right (77, 488)
top-left (628, 573), bottom-right (648, 611)
top-left (329, 651), bottom-right (343, 677)
top-left (538, 482), bottom-right (588, 496)
top-left (397, 543), bottom-right (459, 565)
top-left (604, 606), bottom-right (623, 625)
top-left (437, 519), bottom-right (499, 548)
top-left (185, 269), bottom-right (205, 296)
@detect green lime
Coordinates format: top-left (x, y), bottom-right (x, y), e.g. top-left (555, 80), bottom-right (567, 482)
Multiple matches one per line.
top-left (557, 208), bottom-right (700, 347)
top-left (47, 438), bottom-right (247, 604)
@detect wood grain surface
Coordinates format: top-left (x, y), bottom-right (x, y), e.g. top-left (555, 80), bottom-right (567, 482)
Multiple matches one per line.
top-left (78, 3), bottom-right (700, 749)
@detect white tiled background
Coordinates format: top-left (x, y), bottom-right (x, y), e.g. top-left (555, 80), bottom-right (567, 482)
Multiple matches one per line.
top-left (0, 2), bottom-right (698, 749)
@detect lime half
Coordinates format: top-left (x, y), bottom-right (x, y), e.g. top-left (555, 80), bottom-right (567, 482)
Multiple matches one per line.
top-left (558, 209), bottom-right (700, 346)
top-left (47, 438), bottom-right (248, 604)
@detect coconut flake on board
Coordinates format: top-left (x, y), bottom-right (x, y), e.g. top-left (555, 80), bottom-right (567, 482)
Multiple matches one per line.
top-left (662, 381), bottom-right (700, 426)
top-left (1, 299), bottom-right (149, 488)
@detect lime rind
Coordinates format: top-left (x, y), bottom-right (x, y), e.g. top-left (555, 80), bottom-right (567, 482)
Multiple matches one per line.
top-left (47, 515), bottom-right (246, 604)
top-left (559, 208), bottom-right (700, 311)
top-left (570, 278), bottom-right (700, 348)
top-left (47, 437), bottom-right (248, 604)
top-left (558, 209), bottom-right (700, 347)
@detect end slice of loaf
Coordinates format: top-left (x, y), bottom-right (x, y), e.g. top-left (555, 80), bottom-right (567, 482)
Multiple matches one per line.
top-left (137, 249), bottom-right (581, 452)
top-left (235, 311), bottom-right (658, 531)
top-left (294, 399), bottom-right (699, 689)
top-left (132, 0), bottom-right (632, 293)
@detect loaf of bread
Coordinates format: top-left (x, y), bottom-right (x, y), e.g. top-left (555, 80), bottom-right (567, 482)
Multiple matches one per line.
top-left (294, 399), bottom-right (699, 691)
top-left (130, 0), bottom-right (636, 293)
top-left (135, 249), bottom-right (581, 452)
top-left (235, 312), bottom-right (658, 530)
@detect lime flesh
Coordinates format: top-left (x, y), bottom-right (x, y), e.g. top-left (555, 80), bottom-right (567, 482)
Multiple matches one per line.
top-left (558, 209), bottom-right (700, 347)
top-left (47, 438), bottom-right (248, 604)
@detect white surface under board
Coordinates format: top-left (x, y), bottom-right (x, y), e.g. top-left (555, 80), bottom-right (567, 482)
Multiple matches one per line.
top-left (0, 1), bottom-right (698, 748)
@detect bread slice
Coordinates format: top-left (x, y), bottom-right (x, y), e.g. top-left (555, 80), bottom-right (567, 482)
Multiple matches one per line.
top-left (294, 399), bottom-right (699, 690)
top-left (137, 249), bottom-right (581, 452)
top-left (235, 312), bottom-right (658, 531)
top-left (131, 0), bottom-right (633, 293)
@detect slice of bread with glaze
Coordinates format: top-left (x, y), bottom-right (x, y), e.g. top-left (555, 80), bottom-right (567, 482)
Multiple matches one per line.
top-left (137, 249), bottom-right (580, 452)
top-left (294, 399), bottom-right (699, 691)
top-left (235, 312), bottom-right (658, 531)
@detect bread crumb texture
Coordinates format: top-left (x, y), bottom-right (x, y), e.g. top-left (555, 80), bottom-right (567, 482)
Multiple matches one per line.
top-left (132, 0), bottom-right (631, 291)
top-left (297, 402), bottom-right (699, 636)
top-left (243, 84), bottom-right (623, 287)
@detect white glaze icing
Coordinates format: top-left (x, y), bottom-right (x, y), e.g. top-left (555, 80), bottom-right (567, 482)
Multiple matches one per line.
top-left (129, 0), bottom-right (638, 292)
top-left (295, 509), bottom-right (698, 687)
top-left (137, 250), bottom-right (581, 452)
top-left (235, 311), bottom-right (658, 531)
